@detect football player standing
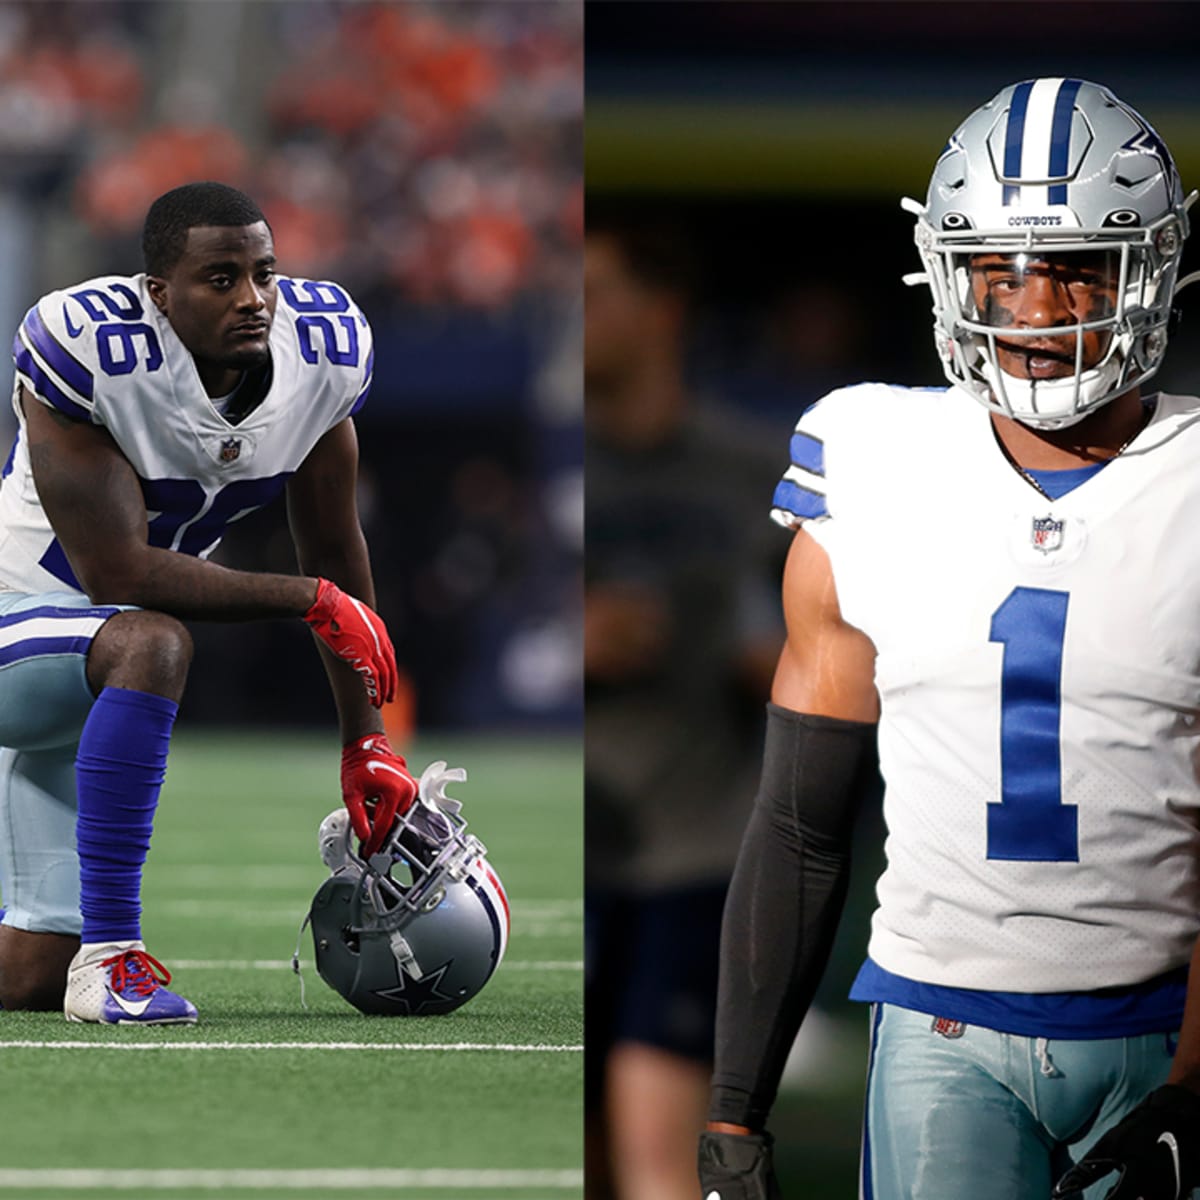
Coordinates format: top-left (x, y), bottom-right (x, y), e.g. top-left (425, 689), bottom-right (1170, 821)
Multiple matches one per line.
top-left (0, 182), bottom-right (415, 1024)
top-left (699, 81), bottom-right (1200, 1199)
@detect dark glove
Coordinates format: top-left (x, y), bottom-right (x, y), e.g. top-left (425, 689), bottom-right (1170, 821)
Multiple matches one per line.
top-left (698, 1129), bottom-right (782, 1200)
top-left (1053, 1084), bottom-right (1200, 1199)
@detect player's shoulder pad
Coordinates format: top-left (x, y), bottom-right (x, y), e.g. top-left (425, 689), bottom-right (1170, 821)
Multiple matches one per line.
top-left (274, 274), bottom-right (368, 322)
top-left (13, 273), bottom-right (152, 422)
top-left (274, 275), bottom-right (374, 416)
top-left (770, 382), bottom-right (919, 530)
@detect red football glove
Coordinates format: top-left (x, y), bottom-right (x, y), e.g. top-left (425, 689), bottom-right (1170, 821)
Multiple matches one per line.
top-left (303, 578), bottom-right (397, 708)
top-left (340, 734), bottom-right (418, 858)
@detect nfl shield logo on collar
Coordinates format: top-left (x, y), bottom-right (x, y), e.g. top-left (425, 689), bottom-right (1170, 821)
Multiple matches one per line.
top-left (219, 438), bottom-right (241, 463)
top-left (1031, 515), bottom-right (1065, 554)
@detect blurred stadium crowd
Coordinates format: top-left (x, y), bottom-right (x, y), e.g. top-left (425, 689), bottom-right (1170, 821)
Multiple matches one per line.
top-left (0, 0), bottom-right (582, 732)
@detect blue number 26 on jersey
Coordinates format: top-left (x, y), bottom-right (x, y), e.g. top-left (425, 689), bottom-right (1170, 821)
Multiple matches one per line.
top-left (73, 278), bottom-right (366, 378)
top-left (987, 586), bottom-right (1078, 863)
top-left (277, 279), bottom-right (360, 367)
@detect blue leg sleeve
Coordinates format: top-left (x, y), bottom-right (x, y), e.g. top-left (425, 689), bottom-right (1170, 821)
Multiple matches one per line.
top-left (75, 687), bottom-right (178, 944)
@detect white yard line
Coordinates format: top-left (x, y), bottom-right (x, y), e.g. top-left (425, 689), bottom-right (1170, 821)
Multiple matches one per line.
top-left (0, 1168), bottom-right (582, 1190)
top-left (0, 1040), bottom-right (582, 1052)
top-left (157, 905), bottom-right (580, 935)
top-left (160, 899), bottom-right (581, 918)
top-left (169, 959), bottom-right (582, 970)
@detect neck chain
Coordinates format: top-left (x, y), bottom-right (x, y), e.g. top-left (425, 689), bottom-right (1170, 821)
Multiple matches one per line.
top-left (997, 398), bottom-right (1154, 501)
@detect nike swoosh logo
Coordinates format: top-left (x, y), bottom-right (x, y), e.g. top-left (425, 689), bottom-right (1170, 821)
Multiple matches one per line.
top-left (62, 304), bottom-right (83, 338)
top-left (365, 761), bottom-right (410, 783)
top-left (106, 986), bottom-right (152, 1017)
top-left (1158, 1131), bottom-right (1182, 1198)
top-left (346, 595), bottom-right (382, 654)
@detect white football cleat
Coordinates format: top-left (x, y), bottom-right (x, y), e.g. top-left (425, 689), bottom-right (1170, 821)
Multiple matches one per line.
top-left (64, 940), bottom-right (198, 1025)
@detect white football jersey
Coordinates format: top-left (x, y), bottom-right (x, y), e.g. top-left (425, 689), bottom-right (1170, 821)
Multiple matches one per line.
top-left (772, 382), bottom-right (1200, 992)
top-left (0, 272), bottom-right (373, 594)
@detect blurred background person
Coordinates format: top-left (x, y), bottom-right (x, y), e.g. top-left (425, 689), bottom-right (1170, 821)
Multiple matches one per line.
top-left (584, 218), bottom-right (783, 1200)
top-left (0, 0), bottom-right (582, 738)
top-left (586, 1), bottom-right (1200, 1193)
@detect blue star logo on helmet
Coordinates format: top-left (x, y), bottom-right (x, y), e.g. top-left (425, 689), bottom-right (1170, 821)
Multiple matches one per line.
top-left (1122, 126), bottom-right (1173, 175)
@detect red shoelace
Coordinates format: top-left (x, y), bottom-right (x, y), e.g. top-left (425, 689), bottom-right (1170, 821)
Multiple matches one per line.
top-left (101, 949), bottom-right (172, 998)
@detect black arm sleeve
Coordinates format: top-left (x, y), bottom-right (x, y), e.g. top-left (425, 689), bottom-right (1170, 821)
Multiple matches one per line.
top-left (707, 702), bottom-right (878, 1130)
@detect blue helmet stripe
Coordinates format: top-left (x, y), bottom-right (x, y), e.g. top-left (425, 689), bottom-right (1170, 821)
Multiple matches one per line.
top-left (1047, 78), bottom-right (1083, 205)
top-left (1002, 80), bottom-right (1035, 206)
top-left (466, 874), bottom-right (504, 983)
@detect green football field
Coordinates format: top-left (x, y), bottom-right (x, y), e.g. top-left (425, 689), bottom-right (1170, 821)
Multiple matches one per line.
top-left (0, 731), bottom-right (583, 1200)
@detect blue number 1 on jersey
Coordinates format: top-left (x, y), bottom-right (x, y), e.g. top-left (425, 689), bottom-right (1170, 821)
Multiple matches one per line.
top-left (987, 586), bottom-right (1078, 862)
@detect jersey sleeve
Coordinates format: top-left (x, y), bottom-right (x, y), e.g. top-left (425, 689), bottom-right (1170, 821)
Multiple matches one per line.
top-left (769, 391), bottom-right (843, 529)
top-left (275, 275), bottom-right (375, 427)
top-left (12, 291), bottom-right (99, 423)
top-left (348, 306), bottom-right (374, 418)
top-left (768, 384), bottom-right (898, 531)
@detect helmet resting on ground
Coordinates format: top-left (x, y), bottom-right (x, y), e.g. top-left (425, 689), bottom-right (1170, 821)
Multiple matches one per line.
top-left (307, 762), bottom-right (509, 1016)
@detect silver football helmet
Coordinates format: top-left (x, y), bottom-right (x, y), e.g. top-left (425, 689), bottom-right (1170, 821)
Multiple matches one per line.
top-left (307, 761), bottom-right (509, 1016)
top-left (903, 78), bottom-right (1198, 429)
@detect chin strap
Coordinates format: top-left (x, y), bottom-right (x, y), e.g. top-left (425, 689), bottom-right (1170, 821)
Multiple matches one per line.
top-left (290, 910), bottom-right (312, 1011)
top-left (388, 930), bottom-right (421, 977)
